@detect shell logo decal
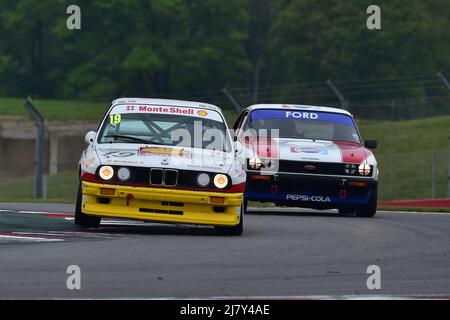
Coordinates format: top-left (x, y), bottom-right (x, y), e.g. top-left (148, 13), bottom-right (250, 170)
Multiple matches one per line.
top-left (197, 110), bottom-right (208, 117)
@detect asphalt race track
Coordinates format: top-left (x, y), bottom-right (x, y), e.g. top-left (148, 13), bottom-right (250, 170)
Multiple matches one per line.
top-left (0, 202), bottom-right (449, 299)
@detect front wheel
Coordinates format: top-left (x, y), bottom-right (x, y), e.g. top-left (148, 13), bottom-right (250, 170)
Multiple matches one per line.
top-left (215, 200), bottom-right (246, 236)
top-left (74, 182), bottom-right (101, 228)
top-left (355, 188), bottom-right (378, 218)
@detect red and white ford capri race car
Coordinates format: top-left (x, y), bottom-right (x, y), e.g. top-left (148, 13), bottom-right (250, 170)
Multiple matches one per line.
top-left (233, 104), bottom-right (379, 217)
top-left (77, 98), bottom-right (246, 235)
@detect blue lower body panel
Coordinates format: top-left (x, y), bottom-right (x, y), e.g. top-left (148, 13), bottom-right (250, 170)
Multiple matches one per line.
top-left (245, 173), bottom-right (377, 209)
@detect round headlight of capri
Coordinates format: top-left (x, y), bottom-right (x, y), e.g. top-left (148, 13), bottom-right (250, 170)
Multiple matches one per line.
top-left (99, 166), bottom-right (114, 180)
top-left (117, 167), bottom-right (131, 181)
top-left (358, 164), bottom-right (371, 176)
top-left (197, 173), bottom-right (210, 187)
top-left (249, 157), bottom-right (262, 169)
top-left (213, 174), bottom-right (229, 189)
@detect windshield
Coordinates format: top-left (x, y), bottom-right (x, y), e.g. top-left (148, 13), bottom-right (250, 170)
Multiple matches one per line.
top-left (246, 109), bottom-right (361, 144)
top-left (98, 107), bottom-right (231, 152)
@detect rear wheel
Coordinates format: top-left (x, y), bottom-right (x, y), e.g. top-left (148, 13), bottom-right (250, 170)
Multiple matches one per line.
top-left (215, 200), bottom-right (246, 236)
top-left (355, 188), bottom-right (377, 218)
top-left (74, 182), bottom-right (101, 228)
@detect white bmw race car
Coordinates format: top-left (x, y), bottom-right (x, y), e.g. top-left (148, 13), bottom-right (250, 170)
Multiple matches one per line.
top-left (233, 104), bottom-right (379, 217)
top-left (77, 98), bottom-right (246, 235)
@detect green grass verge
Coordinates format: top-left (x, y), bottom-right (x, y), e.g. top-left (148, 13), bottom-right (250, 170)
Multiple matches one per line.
top-left (358, 117), bottom-right (450, 200)
top-left (0, 97), bottom-right (108, 121)
top-left (358, 117), bottom-right (450, 153)
top-left (0, 171), bottom-right (78, 203)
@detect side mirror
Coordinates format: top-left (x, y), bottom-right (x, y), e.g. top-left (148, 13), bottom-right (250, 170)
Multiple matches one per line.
top-left (85, 131), bottom-right (97, 145)
top-left (364, 140), bottom-right (377, 149)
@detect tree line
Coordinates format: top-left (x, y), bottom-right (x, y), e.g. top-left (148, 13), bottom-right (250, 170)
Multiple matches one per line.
top-left (0, 0), bottom-right (449, 110)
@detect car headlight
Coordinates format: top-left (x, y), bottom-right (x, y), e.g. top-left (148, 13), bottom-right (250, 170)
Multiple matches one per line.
top-left (248, 157), bottom-right (262, 169)
top-left (345, 164), bottom-right (357, 175)
top-left (213, 174), bottom-right (228, 189)
top-left (197, 173), bottom-right (210, 187)
top-left (117, 167), bottom-right (131, 181)
top-left (99, 166), bottom-right (114, 180)
top-left (358, 164), bottom-right (371, 176)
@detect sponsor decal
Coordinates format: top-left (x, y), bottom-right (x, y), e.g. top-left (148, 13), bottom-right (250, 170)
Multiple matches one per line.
top-left (110, 160), bottom-right (144, 165)
top-left (286, 194), bottom-right (331, 202)
top-left (197, 110), bottom-right (208, 117)
top-left (235, 168), bottom-right (246, 178)
top-left (137, 106), bottom-right (194, 115)
top-left (285, 111), bottom-right (319, 119)
top-left (110, 104), bottom-right (224, 122)
top-left (290, 146), bottom-right (328, 155)
top-left (113, 105), bottom-right (195, 115)
top-left (81, 157), bottom-right (96, 167)
top-left (250, 110), bottom-right (355, 127)
top-left (104, 151), bottom-right (136, 158)
top-left (139, 147), bottom-right (189, 158)
top-left (187, 163), bottom-right (224, 171)
top-left (245, 190), bottom-right (370, 204)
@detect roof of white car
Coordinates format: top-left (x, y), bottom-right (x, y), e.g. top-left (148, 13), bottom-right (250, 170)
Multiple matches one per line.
top-left (111, 97), bottom-right (222, 113)
top-left (245, 104), bottom-right (353, 117)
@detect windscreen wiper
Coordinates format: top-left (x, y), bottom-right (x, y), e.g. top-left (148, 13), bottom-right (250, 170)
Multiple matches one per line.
top-left (104, 134), bottom-right (163, 145)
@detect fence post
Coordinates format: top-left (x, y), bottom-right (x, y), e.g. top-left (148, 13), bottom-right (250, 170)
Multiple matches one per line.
top-left (431, 150), bottom-right (436, 199)
top-left (438, 71), bottom-right (450, 91)
top-left (43, 175), bottom-right (48, 199)
top-left (326, 79), bottom-right (349, 111)
top-left (24, 99), bottom-right (45, 199)
top-left (222, 86), bottom-right (243, 114)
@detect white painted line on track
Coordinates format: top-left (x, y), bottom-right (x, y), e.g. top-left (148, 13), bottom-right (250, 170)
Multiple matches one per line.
top-left (0, 235), bottom-right (65, 242)
top-left (18, 210), bottom-right (49, 214)
top-left (14, 232), bottom-right (79, 238)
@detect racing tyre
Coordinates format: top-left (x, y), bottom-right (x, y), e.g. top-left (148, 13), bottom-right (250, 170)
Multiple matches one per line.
top-left (215, 200), bottom-right (246, 236)
top-left (355, 188), bottom-right (377, 218)
top-left (74, 182), bottom-right (101, 228)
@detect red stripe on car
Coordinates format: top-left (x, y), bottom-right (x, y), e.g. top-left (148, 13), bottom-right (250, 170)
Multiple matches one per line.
top-left (334, 141), bottom-right (369, 164)
top-left (244, 136), bottom-right (279, 158)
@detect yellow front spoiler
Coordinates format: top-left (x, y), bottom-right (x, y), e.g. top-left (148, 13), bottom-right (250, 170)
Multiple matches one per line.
top-left (81, 181), bottom-right (243, 226)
